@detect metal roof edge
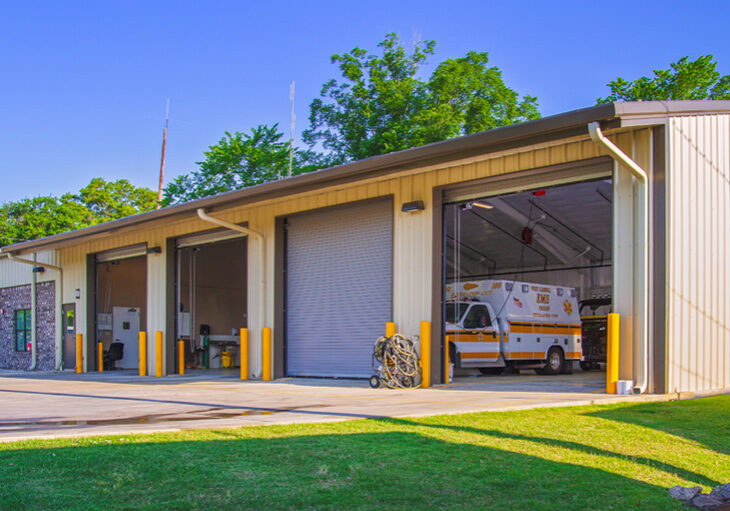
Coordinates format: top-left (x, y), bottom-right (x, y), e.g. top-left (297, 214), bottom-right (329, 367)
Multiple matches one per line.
top-left (1, 102), bottom-right (631, 254)
top-left (613, 100), bottom-right (730, 118)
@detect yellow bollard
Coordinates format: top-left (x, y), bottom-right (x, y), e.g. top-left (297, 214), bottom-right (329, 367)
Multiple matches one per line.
top-left (420, 321), bottom-right (431, 388)
top-left (262, 327), bottom-right (272, 381)
top-left (155, 331), bottom-right (163, 377)
top-left (386, 322), bottom-right (396, 338)
top-left (240, 328), bottom-right (248, 380)
top-left (606, 313), bottom-right (620, 394)
top-left (178, 340), bottom-right (185, 375)
top-left (98, 342), bottom-right (104, 372)
top-left (444, 338), bottom-right (449, 384)
top-left (139, 331), bottom-right (147, 376)
top-left (76, 333), bottom-right (83, 373)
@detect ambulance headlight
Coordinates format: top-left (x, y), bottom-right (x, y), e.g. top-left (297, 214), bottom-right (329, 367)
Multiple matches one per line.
top-left (557, 288), bottom-right (564, 296)
top-left (570, 289), bottom-right (576, 297)
top-left (505, 282), bottom-right (514, 291)
top-left (521, 284), bottom-right (529, 293)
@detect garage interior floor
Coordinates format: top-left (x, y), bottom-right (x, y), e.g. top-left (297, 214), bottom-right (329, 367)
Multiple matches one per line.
top-left (0, 369), bottom-right (632, 442)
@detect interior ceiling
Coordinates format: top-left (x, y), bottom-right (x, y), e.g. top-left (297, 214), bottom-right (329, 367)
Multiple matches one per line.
top-left (445, 178), bottom-right (613, 279)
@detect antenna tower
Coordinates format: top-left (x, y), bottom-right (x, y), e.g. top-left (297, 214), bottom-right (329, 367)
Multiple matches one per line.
top-left (157, 98), bottom-right (170, 208)
top-left (288, 81), bottom-right (295, 178)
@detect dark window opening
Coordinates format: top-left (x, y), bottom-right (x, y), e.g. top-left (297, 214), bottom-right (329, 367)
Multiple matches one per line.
top-left (463, 305), bottom-right (492, 329)
top-left (445, 303), bottom-right (469, 324)
top-left (15, 309), bottom-right (31, 352)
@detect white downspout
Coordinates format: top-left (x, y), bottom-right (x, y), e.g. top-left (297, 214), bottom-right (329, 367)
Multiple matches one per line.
top-left (6, 252), bottom-right (64, 371)
top-left (588, 122), bottom-right (650, 394)
top-left (30, 253), bottom-right (37, 370)
top-left (196, 209), bottom-right (266, 361)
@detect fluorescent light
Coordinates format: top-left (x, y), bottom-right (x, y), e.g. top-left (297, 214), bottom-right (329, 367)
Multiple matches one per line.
top-left (472, 201), bottom-right (493, 210)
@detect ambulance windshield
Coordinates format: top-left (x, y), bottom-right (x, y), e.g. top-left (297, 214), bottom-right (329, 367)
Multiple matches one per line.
top-left (445, 303), bottom-right (469, 324)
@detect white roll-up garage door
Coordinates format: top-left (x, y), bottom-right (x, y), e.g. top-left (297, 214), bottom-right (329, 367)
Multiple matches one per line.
top-left (286, 199), bottom-right (393, 377)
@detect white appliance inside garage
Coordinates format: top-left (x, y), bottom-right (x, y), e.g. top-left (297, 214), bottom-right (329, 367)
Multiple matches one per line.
top-left (112, 306), bottom-right (140, 369)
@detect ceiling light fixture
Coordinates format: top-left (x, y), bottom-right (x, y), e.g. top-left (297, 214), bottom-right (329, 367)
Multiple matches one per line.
top-left (472, 201), bottom-right (493, 210)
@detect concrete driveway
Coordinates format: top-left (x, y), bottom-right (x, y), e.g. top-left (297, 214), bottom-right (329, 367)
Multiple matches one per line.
top-left (0, 370), bottom-right (636, 441)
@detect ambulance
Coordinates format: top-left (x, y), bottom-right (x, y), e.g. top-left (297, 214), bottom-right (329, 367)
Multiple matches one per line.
top-left (445, 280), bottom-right (582, 375)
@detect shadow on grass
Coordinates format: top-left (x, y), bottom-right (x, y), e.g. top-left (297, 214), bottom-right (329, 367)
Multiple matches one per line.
top-left (374, 417), bottom-right (722, 488)
top-left (587, 395), bottom-right (730, 456)
top-left (0, 430), bottom-right (682, 511)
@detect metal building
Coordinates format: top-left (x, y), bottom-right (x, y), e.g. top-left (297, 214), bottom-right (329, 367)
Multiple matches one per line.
top-left (1, 101), bottom-right (728, 395)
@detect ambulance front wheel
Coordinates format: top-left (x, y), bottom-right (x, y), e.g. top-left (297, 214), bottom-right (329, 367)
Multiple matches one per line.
top-left (542, 348), bottom-right (565, 375)
top-left (369, 375), bottom-right (381, 388)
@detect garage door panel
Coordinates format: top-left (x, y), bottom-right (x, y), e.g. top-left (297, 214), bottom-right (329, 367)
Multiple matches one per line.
top-left (286, 199), bottom-right (393, 377)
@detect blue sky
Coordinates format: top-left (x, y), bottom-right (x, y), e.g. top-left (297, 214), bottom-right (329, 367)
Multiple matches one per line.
top-left (0, 0), bottom-right (728, 202)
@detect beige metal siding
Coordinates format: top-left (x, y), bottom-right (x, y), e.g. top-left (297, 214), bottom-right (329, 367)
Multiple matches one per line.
top-left (667, 114), bottom-right (730, 393)
top-left (52, 134), bottom-right (614, 376)
top-left (0, 251), bottom-right (57, 287)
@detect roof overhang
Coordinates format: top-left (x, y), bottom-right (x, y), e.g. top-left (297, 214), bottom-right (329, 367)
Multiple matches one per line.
top-left (3, 100), bottom-right (729, 255)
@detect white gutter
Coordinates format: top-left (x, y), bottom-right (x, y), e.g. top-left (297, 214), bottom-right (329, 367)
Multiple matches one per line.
top-left (5, 252), bottom-right (64, 371)
top-left (588, 122), bottom-right (650, 394)
top-left (196, 209), bottom-right (266, 347)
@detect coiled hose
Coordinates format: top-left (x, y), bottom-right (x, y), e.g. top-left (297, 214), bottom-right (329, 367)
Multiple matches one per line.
top-left (370, 333), bottom-right (421, 389)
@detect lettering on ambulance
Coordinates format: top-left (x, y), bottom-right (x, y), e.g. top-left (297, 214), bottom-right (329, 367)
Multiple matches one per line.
top-left (509, 322), bottom-right (581, 335)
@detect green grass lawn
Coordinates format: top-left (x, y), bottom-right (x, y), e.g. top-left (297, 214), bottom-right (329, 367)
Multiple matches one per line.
top-left (1, 395), bottom-right (728, 511)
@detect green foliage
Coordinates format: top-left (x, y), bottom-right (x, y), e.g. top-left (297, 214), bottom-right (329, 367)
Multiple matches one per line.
top-left (598, 55), bottom-right (730, 103)
top-left (78, 177), bottom-right (157, 221)
top-left (0, 178), bottom-right (157, 247)
top-left (162, 124), bottom-right (322, 206)
top-left (303, 33), bottom-right (540, 163)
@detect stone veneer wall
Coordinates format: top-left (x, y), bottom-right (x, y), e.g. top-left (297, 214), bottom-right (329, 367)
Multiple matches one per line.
top-left (0, 281), bottom-right (55, 370)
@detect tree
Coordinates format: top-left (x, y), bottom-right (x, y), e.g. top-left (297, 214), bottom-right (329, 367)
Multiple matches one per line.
top-left (303, 33), bottom-right (540, 163)
top-left (78, 177), bottom-right (157, 221)
top-left (0, 195), bottom-right (88, 247)
top-left (598, 55), bottom-right (730, 103)
top-left (163, 124), bottom-right (322, 205)
top-left (0, 178), bottom-right (157, 247)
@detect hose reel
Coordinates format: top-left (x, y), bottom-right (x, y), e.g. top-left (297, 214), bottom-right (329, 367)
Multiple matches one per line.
top-left (370, 333), bottom-right (422, 389)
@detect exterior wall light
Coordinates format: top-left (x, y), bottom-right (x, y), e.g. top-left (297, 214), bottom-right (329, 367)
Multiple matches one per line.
top-left (401, 200), bottom-right (425, 213)
top-left (75, 289), bottom-right (81, 299)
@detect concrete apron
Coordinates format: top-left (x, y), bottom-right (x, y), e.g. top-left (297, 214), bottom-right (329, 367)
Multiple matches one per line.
top-left (0, 370), bottom-right (720, 442)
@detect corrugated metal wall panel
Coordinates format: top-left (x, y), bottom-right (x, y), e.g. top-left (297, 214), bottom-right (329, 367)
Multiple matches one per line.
top-left (0, 250), bottom-right (57, 287)
top-left (667, 114), bottom-right (730, 393)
